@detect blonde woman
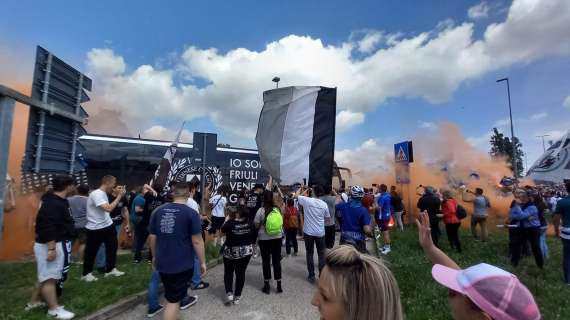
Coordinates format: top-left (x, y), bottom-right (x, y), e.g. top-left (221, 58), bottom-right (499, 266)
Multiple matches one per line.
top-left (311, 245), bottom-right (404, 320)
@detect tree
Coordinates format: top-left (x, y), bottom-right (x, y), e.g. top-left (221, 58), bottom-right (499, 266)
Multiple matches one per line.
top-left (489, 128), bottom-right (525, 177)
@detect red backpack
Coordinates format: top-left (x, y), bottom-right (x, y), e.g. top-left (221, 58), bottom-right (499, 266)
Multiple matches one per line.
top-left (285, 207), bottom-right (299, 229)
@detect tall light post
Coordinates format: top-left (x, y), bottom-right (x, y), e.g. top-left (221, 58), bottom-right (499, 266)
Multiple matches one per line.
top-left (536, 134), bottom-right (550, 152)
top-left (496, 77), bottom-right (518, 178)
top-left (272, 76), bottom-right (280, 88)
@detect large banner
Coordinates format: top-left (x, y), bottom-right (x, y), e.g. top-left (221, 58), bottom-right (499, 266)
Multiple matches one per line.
top-left (165, 153), bottom-right (268, 204)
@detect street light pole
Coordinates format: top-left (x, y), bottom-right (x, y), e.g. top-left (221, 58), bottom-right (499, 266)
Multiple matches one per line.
top-left (496, 77), bottom-right (518, 178)
top-left (536, 134), bottom-right (550, 152)
top-left (272, 76), bottom-right (280, 89)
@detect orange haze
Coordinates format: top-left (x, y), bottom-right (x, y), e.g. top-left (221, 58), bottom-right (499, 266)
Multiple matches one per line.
top-left (350, 123), bottom-right (519, 222)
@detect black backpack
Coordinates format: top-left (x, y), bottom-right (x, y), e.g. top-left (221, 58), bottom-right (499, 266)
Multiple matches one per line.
top-left (456, 204), bottom-right (467, 220)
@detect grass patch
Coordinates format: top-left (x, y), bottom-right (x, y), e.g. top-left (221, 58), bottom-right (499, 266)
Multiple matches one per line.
top-left (205, 241), bottom-right (222, 262)
top-left (383, 225), bottom-right (569, 320)
top-left (0, 241), bottom-right (221, 320)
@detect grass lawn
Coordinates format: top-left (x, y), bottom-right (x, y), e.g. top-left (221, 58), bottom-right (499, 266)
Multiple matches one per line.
top-left (383, 223), bottom-right (569, 320)
top-left (0, 242), bottom-right (221, 320)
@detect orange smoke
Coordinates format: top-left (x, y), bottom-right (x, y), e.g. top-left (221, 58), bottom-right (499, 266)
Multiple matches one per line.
top-left (0, 82), bottom-right (40, 260)
top-left (346, 123), bottom-right (517, 220)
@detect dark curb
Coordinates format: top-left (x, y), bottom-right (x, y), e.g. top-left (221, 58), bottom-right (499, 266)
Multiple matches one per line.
top-left (82, 257), bottom-right (224, 320)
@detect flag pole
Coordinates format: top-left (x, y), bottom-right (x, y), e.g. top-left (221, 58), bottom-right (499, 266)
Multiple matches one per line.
top-left (149, 121), bottom-right (186, 188)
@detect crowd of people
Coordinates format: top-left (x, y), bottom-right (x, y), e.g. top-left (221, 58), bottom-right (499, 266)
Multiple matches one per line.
top-left (29, 172), bottom-right (570, 320)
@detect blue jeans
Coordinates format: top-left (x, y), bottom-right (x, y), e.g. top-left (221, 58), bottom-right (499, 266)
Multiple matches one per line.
top-left (539, 226), bottom-right (548, 258)
top-left (95, 225), bottom-right (122, 269)
top-left (192, 255), bottom-right (201, 287)
top-left (563, 238), bottom-right (570, 284)
top-left (148, 271), bottom-right (161, 310)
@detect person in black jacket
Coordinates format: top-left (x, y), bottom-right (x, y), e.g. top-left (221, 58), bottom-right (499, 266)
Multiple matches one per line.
top-left (33, 175), bottom-right (76, 319)
top-left (390, 186), bottom-right (405, 231)
top-left (417, 186), bottom-right (442, 247)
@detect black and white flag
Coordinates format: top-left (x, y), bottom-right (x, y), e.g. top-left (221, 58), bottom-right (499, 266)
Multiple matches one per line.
top-left (150, 121), bottom-right (185, 190)
top-left (256, 86), bottom-right (336, 186)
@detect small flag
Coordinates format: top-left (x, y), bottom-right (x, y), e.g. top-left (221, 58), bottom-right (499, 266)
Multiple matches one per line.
top-left (150, 122), bottom-right (185, 189)
top-left (256, 86), bottom-right (336, 186)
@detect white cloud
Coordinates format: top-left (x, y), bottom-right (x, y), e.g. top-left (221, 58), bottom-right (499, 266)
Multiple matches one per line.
top-left (529, 112), bottom-right (547, 121)
top-left (541, 129), bottom-right (567, 141)
top-left (563, 95), bottom-right (570, 108)
top-left (86, 48), bottom-right (126, 78)
top-left (418, 121), bottom-right (436, 130)
top-left (467, 131), bottom-right (492, 149)
top-left (335, 139), bottom-right (391, 184)
top-left (336, 110), bottom-right (365, 131)
top-left (481, 0), bottom-right (570, 67)
top-left (356, 31), bottom-right (382, 53)
top-left (86, 0), bottom-right (570, 141)
top-left (468, 1), bottom-right (490, 20)
top-left (494, 118), bottom-right (509, 127)
top-left (142, 125), bottom-right (193, 143)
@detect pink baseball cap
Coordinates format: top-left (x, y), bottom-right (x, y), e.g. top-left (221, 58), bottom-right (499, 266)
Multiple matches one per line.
top-left (432, 263), bottom-right (541, 320)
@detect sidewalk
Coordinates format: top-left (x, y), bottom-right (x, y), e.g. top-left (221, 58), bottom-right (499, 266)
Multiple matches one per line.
top-left (112, 242), bottom-right (320, 320)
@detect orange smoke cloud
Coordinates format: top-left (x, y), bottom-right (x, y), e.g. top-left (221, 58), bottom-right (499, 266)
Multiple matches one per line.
top-left (343, 122), bottom-right (517, 219)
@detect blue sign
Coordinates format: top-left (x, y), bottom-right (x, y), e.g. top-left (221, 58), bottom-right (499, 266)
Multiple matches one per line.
top-left (394, 141), bottom-right (413, 163)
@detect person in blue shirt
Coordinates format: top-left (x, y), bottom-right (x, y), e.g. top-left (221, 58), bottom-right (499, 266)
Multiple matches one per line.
top-left (508, 189), bottom-right (543, 269)
top-left (148, 182), bottom-right (207, 320)
top-left (335, 186), bottom-right (372, 253)
top-left (374, 184), bottom-right (393, 255)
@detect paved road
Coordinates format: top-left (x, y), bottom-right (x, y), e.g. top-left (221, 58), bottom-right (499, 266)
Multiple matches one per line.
top-left (114, 240), bottom-right (321, 320)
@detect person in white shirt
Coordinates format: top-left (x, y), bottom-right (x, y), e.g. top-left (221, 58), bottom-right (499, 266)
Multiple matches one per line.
top-left (81, 175), bottom-right (126, 282)
top-left (295, 184), bottom-right (330, 283)
top-left (186, 182), bottom-right (210, 290)
top-left (209, 187), bottom-right (228, 246)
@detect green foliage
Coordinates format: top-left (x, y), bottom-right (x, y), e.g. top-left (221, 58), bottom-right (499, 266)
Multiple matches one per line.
top-left (489, 127), bottom-right (525, 177)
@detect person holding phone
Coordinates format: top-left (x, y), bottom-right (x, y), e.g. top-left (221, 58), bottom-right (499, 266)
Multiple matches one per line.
top-left (82, 175), bottom-right (126, 282)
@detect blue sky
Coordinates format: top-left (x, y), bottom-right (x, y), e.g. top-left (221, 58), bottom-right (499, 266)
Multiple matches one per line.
top-left (1, 0), bottom-right (570, 175)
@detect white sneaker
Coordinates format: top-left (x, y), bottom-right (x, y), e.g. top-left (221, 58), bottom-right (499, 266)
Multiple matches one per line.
top-left (47, 306), bottom-right (75, 319)
top-left (25, 301), bottom-right (46, 311)
top-left (381, 247), bottom-right (391, 255)
top-left (233, 296), bottom-right (241, 305)
top-left (104, 268), bottom-right (125, 278)
top-left (225, 293), bottom-right (234, 305)
top-left (81, 273), bottom-right (98, 282)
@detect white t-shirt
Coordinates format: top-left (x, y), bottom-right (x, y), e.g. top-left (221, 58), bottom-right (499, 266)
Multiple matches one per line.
top-left (298, 195), bottom-right (330, 237)
top-left (86, 189), bottom-right (113, 230)
top-left (209, 194), bottom-right (227, 218)
top-left (186, 197), bottom-right (200, 214)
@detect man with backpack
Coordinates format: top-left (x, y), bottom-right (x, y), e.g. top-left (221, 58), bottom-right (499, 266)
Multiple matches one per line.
top-left (294, 184), bottom-right (330, 283)
top-left (283, 197), bottom-right (300, 256)
top-left (462, 187), bottom-right (491, 241)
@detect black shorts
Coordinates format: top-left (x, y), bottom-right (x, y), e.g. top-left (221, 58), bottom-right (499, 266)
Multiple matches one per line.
top-left (160, 269), bottom-right (193, 303)
top-left (209, 216), bottom-right (225, 234)
top-left (375, 217), bottom-right (391, 232)
top-left (74, 228), bottom-right (87, 243)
